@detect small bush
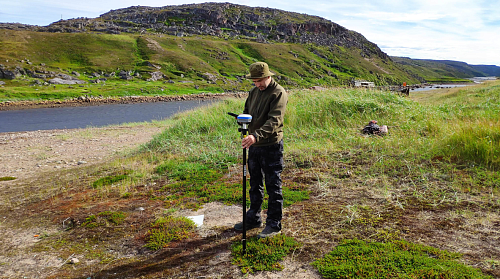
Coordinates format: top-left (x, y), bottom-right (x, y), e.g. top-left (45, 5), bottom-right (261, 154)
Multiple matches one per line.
top-left (144, 216), bottom-right (196, 250)
top-left (231, 234), bottom-right (301, 274)
top-left (100, 211), bottom-right (126, 225)
top-left (312, 239), bottom-right (492, 278)
top-left (92, 171), bottom-right (131, 188)
top-left (82, 215), bottom-right (98, 228)
top-left (82, 211), bottom-right (126, 228)
top-left (0, 176), bottom-right (16, 181)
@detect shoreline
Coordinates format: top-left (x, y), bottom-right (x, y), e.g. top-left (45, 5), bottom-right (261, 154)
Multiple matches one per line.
top-left (0, 92), bottom-right (247, 111)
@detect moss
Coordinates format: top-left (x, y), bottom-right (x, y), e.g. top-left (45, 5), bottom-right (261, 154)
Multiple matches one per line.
top-left (312, 239), bottom-right (492, 278)
top-left (231, 234), bottom-right (301, 274)
top-left (144, 216), bottom-right (196, 250)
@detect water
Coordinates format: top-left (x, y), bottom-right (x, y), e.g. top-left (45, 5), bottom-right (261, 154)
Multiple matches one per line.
top-left (0, 99), bottom-right (217, 133)
top-left (410, 77), bottom-right (498, 92)
top-left (410, 84), bottom-right (469, 92)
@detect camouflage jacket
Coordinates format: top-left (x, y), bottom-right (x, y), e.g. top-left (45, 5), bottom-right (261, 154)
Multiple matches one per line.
top-left (244, 79), bottom-right (288, 147)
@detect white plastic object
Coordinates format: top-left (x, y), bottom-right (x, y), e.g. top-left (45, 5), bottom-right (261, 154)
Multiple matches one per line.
top-left (186, 215), bottom-right (204, 227)
top-left (237, 114), bottom-right (252, 123)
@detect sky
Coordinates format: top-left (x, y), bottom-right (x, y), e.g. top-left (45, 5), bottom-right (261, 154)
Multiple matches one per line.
top-left (1, 0), bottom-right (499, 67)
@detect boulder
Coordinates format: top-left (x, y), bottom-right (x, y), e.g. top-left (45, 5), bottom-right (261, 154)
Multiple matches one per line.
top-left (147, 71), bottom-right (164, 81)
top-left (309, 86), bottom-right (326, 91)
top-left (31, 73), bottom-right (47, 79)
top-left (48, 78), bottom-right (86, 85)
top-left (0, 68), bottom-right (22, 80)
top-left (119, 70), bottom-right (133, 80)
top-left (57, 74), bottom-right (75, 80)
top-left (200, 72), bottom-right (218, 83)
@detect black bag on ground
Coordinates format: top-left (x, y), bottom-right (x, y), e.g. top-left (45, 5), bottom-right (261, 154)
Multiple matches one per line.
top-left (362, 120), bottom-right (380, 134)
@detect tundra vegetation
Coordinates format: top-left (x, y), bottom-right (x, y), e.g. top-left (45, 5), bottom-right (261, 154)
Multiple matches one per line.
top-left (0, 81), bottom-right (499, 278)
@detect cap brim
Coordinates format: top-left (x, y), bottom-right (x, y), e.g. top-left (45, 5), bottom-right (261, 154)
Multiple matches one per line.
top-left (245, 73), bottom-right (274, 79)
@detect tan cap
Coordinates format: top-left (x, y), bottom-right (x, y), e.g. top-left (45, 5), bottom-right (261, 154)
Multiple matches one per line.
top-left (245, 62), bottom-right (275, 79)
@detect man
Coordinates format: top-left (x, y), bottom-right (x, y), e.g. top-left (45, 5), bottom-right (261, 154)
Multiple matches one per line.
top-left (234, 62), bottom-right (288, 239)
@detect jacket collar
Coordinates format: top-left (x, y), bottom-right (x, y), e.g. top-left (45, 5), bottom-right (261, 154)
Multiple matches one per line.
top-left (260, 78), bottom-right (277, 93)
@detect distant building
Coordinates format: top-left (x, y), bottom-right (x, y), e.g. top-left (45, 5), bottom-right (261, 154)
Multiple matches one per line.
top-left (354, 80), bottom-right (375, 87)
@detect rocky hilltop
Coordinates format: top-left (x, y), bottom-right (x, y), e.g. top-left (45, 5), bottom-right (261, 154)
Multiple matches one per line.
top-left (0, 3), bottom-right (387, 60)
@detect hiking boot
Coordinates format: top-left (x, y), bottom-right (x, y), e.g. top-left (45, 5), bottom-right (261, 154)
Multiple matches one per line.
top-left (234, 221), bottom-right (262, 231)
top-left (257, 225), bottom-right (281, 239)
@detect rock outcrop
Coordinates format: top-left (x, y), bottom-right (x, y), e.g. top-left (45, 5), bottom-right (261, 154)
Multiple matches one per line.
top-left (0, 65), bottom-right (24, 79)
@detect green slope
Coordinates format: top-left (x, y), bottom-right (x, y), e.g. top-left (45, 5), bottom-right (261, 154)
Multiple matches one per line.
top-left (391, 56), bottom-right (500, 82)
top-left (0, 29), bottom-right (420, 94)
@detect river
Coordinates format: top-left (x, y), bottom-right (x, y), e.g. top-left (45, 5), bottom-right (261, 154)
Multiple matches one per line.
top-left (410, 77), bottom-right (497, 92)
top-left (410, 84), bottom-right (469, 92)
top-left (2, 78), bottom-right (495, 133)
top-left (0, 99), bottom-right (217, 133)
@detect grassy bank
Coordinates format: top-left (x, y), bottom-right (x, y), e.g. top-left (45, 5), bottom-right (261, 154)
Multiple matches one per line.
top-left (0, 78), bottom-right (226, 102)
top-left (2, 81), bottom-right (499, 278)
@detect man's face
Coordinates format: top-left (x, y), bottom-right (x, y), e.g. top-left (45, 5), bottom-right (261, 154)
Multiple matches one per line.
top-left (252, 76), bottom-right (271, 91)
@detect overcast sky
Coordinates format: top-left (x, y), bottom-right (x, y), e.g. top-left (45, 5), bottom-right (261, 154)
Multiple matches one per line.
top-left (1, 0), bottom-right (499, 67)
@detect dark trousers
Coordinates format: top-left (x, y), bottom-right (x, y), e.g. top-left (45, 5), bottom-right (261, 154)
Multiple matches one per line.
top-left (246, 140), bottom-right (284, 230)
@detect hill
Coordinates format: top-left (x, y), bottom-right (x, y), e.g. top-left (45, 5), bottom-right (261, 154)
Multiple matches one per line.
top-left (471, 64), bottom-right (500, 76)
top-left (0, 2), bottom-right (423, 101)
top-left (391, 57), bottom-right (500, 82)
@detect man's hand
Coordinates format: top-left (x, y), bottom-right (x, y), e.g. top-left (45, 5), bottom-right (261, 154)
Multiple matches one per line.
top-left (242, 135), bottom-right (256, 149)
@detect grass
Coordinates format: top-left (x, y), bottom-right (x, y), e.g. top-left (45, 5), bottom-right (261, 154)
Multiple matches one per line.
top-left (151, 151), bottom-right (309, 209)
top-left (438, 120), bottom-right (500, 169)
top-left (92, 170), bottom-right (132, 189)
top-left (136, 82), bottom-right (497, 276)
top-left (1, 81), bottom-right (499, 278)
